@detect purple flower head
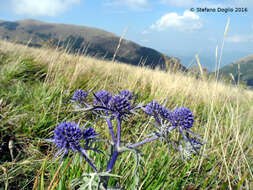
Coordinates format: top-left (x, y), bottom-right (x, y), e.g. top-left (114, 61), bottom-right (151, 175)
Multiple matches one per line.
top-left (118, 90), bottom-right (133, 100)
top-left (170, 107), bottom-right (194, 129)
top-left (93, 90), bottom-right (112, 106)
top-left (48, 122), bottom-right (98, 159)
top-left (160, 106), bottom-right (172, 120)
top-left (108, 95), bottom-right (131, 117)
top-left (72, 90), bottom-right (88, 104)
top-left (144, 100), bottom-right (162, 115)
top-left (53, 122), bottom-right (83, 152)
top-left (144, 100), bottom-right (171, 119)
top-left (83, 127), bottom-right (98, 140)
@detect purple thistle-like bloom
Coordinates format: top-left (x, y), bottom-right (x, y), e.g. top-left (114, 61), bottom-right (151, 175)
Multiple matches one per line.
top-left (72, 90), bottom-right (88, 104)
top-left (118, 90), bottom-right (133, 100)
top-left (92, 90), bottom-right (137, 118)
top-left (46, 122), bottom-right (99, 171)
top-left (170, 107), bottom-right (194, 129)
top-left (160, 106), bottom-right (171, 120)
top-left (48, 122), bottom-right (98, 157)
top-left (144, 100), bottom-right (162, 115)
top-left (144, 100), bottom-right (171, 120)
top-left (83, 127), bottom-right (98, 140)
top-left (93, 90), bottom-right (112, 106)
top-left (108, 95), bottom-right (132, 117)
top-left (53, 122), bottom-right (83, 152)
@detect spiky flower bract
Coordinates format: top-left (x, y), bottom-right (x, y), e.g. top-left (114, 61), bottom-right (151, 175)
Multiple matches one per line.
top-left (142, 102), bottom-right (204, 159)
top-left (178, 137), bottom-right (203, 160)
top-left (72, 90), bottom-right (88, 104)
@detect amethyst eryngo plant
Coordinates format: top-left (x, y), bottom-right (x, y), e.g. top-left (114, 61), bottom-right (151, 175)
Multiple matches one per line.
top-left (45, 121), bottom-right (99, 171)
top-left (46, 89), bottom-right (205, 190)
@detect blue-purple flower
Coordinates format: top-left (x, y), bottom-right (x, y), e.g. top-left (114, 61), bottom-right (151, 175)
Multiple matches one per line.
top-left (46, 121), bottom-right (98, 171)
top-left (108, 95), bottom-right (132, 117)
top-left (93, 90), bottom-right (112, 106)
top-left (118, 90), bottom-right (133, 100)
top-left (83, 127), bottom-right (98, 139)
top-left (170, 107), bottom-right (194, 129)
top-left (72, 90), bottom-right (88, 104)
top-left (160, 106), bottom-right (171, 120)
top-left (92, 90), bottom-right (139, 119)
top-left (144, 100), bottom-right (162, 115)
top-left (144, 100), bottom-right (171, 120)
top-left (53, 122), bottom-right (83, 153)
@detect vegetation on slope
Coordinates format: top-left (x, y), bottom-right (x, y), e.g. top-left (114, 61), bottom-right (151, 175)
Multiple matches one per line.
top-left (0, 19), bottom-right (167, 69)
top-left (0, 41), bottom-right (252, 189)
top-left (219, 54), bottom-right (253, 87)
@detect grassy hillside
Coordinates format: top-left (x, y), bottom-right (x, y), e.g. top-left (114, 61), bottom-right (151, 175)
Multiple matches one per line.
top-left (0, 19), bottom-right (167, 69)
top-left (0, 40), bottom-right (252, 189)
top-left (219, 54), bottom-right (253, 87)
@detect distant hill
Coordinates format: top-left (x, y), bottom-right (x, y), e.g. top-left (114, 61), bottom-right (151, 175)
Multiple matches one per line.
top-left (219, 54), bottom-right (253, 87)
top-left (0, 19), bottom-right (170, 69)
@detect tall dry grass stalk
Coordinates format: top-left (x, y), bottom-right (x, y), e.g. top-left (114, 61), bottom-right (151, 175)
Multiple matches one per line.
top-left (216, 17), bottom-right (230, 81)
top-left (112, 26), bottom-right (129, 62)
top-left (237, 63), bottom-right (241, 85)
top-left (214, 45), bottom-right (218, 77)
top-left (195, 54), bottom-right (205, 79)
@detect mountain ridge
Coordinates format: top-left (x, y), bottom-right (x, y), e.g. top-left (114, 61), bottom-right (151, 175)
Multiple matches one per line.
top-left (0, 19), bottom-right (172, 69)
top-left (219, 53), bottom-right (253, 87)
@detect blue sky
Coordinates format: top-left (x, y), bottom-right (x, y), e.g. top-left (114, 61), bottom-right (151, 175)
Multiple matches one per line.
top-left (0, 0), bottom-right (253, 70)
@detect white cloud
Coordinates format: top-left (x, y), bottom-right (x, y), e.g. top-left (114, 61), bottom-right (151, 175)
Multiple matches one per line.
top-left (226, 34), bottom-right (253, 43)
top-left (106, 0), bottom-right (149, 9)
top-left (150, 10), bottom-right (202, 31)
top-left (12, 0), bottom-right (80, 16)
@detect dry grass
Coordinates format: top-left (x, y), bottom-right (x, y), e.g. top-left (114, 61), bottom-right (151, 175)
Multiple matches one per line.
top-left (1, 40), bottom-right (252, 105)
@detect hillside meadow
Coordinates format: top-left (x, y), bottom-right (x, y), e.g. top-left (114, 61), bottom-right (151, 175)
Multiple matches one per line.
top-left (0, 40), bottom-right (252, 189)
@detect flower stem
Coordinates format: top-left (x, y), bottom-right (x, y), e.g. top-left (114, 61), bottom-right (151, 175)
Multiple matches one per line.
top-left (116, 117), bottom-right (121, 147)
top-left (127, 135), bottom-right (159, 148)
top-left (106, 117), bottom-right (116, 143)
top-left (105, 117), bottom-right (121, 172)
top-left (106, 150), bottom-right (118, 172)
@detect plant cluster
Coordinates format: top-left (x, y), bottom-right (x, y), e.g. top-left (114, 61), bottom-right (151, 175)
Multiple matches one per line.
top-left (45, 89), bottom-right (205, 189)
